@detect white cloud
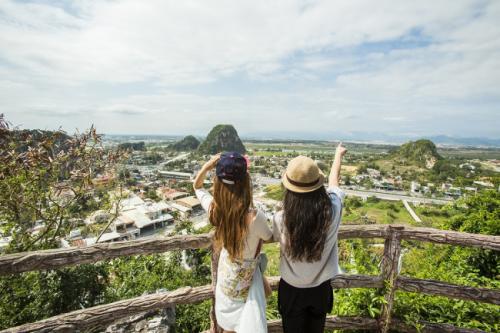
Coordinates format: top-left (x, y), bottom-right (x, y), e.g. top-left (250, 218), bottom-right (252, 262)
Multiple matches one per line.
top-left (0, 0), bottom-right (499, 138)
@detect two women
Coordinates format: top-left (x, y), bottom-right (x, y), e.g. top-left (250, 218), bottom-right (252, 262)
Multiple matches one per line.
top-left (194, 144), bottom-right (346, 333)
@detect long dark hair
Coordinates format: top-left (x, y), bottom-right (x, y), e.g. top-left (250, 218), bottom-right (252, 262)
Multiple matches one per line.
top-left (209, 174), bottom-right (253, 260)
top-left (283, 187), bottom-right (333, 262)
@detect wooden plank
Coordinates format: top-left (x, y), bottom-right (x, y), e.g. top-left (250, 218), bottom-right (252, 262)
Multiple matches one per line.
top-left (209, 245), bottom-right (222, 333)
top-left (267, 316), bottom-right (485, 333)
top-left (266, 274), bottom-right (383, 290)
top-left (2, 285), bottom-right (212, 333)
top-left (397, 276), bottom-right (500, 305)
top-left (2, 273), bottom-right (496, 332)
top-left (399, 226), bottom-right (500, 251)
top-left (0, 274), bottom-right (385, 333)
top-left (2, 225), bottom-right (499, 276)
top-left (391, 318), bottom-right (487, 333)
top-left (338, 224), bottom-right (389, 239)
top-left (379, 226), bottom-right (403, 333)
top-left (0, 233), bottom-right (213, 276)
top-left (267, 316), bottom-right (379, 332)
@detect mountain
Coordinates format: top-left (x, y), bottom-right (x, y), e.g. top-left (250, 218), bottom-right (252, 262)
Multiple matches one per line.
top-left (390, 139), bottom-right (442, 169)
top-left (198, 125), bottom-right (246, 154)
top-left (117, 141), bottom-right (146, 151)
top-left (170, 135), bottom-right (200, 151)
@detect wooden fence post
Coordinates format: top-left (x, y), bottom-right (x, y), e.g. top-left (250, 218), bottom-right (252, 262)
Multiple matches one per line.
top-left (210, 245), bottom-right (223, 333)
top-left (379, 225), bottom-right (403, 333)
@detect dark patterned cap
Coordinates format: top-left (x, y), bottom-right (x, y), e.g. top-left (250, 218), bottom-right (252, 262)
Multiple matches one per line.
top-left (216, 152), bottom-right (247, 184)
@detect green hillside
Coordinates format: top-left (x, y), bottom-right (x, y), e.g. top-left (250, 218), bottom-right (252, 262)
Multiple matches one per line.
top-left (171, 135), bottom-right (200, 151)
top-left (198, 124), bottom-right (246, 154)
top-left (391, 139), bottom-right (442, 168)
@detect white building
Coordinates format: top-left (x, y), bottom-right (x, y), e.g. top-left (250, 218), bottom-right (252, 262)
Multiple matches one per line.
top-left (120, 200), bottom-right (174, 236)
top-left (168, 202), bottom-right (192, 219)
top-left (411, 181), bottom-right (421, 193)
top-left (111, 193), bottom-right (175, 237)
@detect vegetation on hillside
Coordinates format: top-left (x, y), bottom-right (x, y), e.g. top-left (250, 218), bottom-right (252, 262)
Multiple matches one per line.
top-left (198, 124), bottom-right (246, 154)
top-left (0, 122), bottom-right (124, 329)
top-left (117, 141), bottom-right (146, 151)
top-left (170, 135), bottom-right (200, 151)
top-left (390, 139), bottom-right (442, 169)
top-left (0, 118), bottom-right (498, 332)
top-left (264, 184), bottom-right (285, 201)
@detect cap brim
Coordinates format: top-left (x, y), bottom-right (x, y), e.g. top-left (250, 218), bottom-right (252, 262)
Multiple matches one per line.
top-left (281, 172), bottom-right (326, 193)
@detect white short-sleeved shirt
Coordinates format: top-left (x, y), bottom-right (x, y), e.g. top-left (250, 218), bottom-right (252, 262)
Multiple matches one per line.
top-left (272, 186), bottom-right (345, 288)
top-left (195, 189), bottom-right (273, 259)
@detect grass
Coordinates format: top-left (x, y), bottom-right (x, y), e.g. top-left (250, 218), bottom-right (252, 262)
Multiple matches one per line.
top-left (264, 184), bottom-right (284, 201)
top-left (263, 243), bottom-right (281, 276)
top-left (412, 204), bottom-right (455, 228)
top-left (375, 159), bottom-right (427, 174)
top-left (245, 141), bottom-right (393, 155)
top-left (343, 200), bottom-right (414, 225)
top-left (251, 150), bottom-right (296, 157)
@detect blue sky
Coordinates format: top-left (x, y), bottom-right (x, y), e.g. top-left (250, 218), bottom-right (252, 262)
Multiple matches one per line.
top-left (0, 0), bottom-right (499, 139)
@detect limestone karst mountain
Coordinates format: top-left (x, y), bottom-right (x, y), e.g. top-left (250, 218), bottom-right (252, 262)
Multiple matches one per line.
top-left (197, 124), bottom-right (246, 154)
top-left (390, 139), bottom-right (442, 169)
top-left (170, 135), bottom-right (200, 151)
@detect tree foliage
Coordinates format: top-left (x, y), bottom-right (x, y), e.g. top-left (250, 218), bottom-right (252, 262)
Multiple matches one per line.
top-left (0, 117), bottom-right (123, 330)
top-left (0, 122), bottom-right (122, 253)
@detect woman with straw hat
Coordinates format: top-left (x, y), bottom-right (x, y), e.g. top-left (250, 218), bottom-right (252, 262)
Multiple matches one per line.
top-left (193, 152), bottom-right (272, 333)
top-left (272, 143), bottom-right (347, 333)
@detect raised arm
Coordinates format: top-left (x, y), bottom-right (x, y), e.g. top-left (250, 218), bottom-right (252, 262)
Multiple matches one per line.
top-left (328, 142), bottom-right (347, 188)
top-left (193, 154), bottom-right (220, 190)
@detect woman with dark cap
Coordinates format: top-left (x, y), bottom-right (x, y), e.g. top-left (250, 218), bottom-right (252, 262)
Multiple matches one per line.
top-left (273, 143), bottom-right (347, 333)
top-left (194, 152), bottom-right (272, 333)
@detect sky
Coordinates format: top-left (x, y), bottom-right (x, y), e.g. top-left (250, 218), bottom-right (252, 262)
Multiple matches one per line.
top-left (0, 0), bottom-right (499, 139)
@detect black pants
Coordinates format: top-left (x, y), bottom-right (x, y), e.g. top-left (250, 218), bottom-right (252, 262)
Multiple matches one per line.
top-left (278, 279), bottom-right (333, 333)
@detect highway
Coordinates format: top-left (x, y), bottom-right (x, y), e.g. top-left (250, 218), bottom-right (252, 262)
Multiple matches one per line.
top-left (252, 175), bottom-right (453, 206)
top-left (343, 189), bottom-right (452, 205)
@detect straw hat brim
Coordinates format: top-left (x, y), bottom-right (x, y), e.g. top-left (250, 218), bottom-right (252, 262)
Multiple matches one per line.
top-left (281, 171), bottom-right (325, 193)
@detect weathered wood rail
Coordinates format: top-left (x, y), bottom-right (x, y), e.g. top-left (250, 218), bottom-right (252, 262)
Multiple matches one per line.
top-left (0, 224), bottom-right (498, 333)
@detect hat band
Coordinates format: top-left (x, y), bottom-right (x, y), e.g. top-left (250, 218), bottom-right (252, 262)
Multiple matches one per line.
top-left (286, 174), bottom-right (320, 188)
top-left (221, 178), bottom-right (235, 185)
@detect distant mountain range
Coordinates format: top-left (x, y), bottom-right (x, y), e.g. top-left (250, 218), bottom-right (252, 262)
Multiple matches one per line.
top-left (423, 135), bottom-right (500, 148)
top-left (238, 132), bottom-right (500, 148)
top-left (104, 132), bottom-right (500, 148)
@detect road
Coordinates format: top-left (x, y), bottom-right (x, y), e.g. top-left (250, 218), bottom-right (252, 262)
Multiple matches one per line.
top-left (344, 189), bottom-right (452, 205)
top-left (161, 152), bottom-right (190, 166)
top-left (251, 175), bottom-right (453, 206)
top-left (402, 200), bottom-right (422, 222)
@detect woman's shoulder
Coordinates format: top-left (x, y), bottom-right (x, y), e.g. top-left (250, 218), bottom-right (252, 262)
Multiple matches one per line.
top-left (247, 208), bottom-right (269, 230)
top-left (248, 208), bottom-right (265, 223)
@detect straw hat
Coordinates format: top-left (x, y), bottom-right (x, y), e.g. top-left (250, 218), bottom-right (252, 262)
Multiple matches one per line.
top-left (282, 156), bottom-right (325, 193)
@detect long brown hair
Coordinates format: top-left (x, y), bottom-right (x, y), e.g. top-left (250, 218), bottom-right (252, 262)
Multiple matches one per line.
top-left (283, 187), bottom-right (333, 262)
top-left (209, 174), bottom-right (253, 260)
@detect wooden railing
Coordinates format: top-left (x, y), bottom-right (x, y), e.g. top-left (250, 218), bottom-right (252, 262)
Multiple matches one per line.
top-left (0, 225), bottom-right (498, 333)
